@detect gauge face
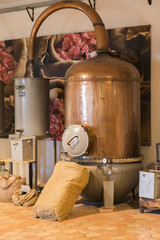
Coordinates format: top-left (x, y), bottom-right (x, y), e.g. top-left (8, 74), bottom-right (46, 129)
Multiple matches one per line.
top-left (62, 124), bottom-right (89, 157)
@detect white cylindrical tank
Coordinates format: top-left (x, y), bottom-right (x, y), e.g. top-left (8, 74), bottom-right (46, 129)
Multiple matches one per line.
top-left (14, 78), bottom-right (49, 137)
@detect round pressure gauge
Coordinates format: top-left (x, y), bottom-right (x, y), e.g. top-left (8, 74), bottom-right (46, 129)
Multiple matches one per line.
top-left (62, 124), bottom-right (89, 157)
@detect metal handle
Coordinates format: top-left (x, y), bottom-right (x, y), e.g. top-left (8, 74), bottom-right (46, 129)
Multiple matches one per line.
top-left (15, 85), bottom-right (25, 90)
top-left (16, 129), bottom-right (24, 133)
top-left (28, 0), bottom-right (108, 77)
top-left (13, 142), bottom-right (18, 146)
top-left (67, 135), bottom-right (79, 149)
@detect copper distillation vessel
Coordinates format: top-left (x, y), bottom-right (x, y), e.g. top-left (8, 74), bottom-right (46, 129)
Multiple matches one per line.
top-left (28, 0), bottom-right (143, 202)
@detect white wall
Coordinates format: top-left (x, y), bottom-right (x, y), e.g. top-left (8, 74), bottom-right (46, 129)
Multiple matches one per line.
top-left (0, 0), bottom-right (160, 170)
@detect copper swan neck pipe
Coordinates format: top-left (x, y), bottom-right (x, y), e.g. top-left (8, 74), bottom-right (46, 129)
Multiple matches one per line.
top-left (28, 0), bottom-right (108, 77)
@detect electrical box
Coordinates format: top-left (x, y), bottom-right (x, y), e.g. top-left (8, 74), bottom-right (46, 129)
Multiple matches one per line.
top-left (139, 170), bottom-right (160, 199)
top-left (11, 138), bottom-right (33, 161)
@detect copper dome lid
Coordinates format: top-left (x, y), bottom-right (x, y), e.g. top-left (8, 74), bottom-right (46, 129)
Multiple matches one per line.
top-left (65, 53), bottom-right (140, 82)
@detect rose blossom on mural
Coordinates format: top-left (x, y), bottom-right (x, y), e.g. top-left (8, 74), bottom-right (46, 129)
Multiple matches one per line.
top-left (56, 32), bottom-right (97, 60)
top-left (0, 41), bottom-right (17, 84)
top-left (50, 97), bottom-right (65, 141)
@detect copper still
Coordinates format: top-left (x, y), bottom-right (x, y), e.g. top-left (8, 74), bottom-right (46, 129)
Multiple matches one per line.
top-left (28, 0), bottom-right (143, 202)
top-left (0, 81), bottom-right (4, 134)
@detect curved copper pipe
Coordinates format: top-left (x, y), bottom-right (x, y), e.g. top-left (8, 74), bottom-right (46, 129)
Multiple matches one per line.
top-left (28, 0), bottom-right (108, 77)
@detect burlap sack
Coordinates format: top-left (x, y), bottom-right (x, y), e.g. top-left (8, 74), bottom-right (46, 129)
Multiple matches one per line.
top-left (0, 175), bottom-right (26, 202)
top-left (12, 188), bottom-right (38, 207)
top-left (33, 161), bottom-right (90, 221)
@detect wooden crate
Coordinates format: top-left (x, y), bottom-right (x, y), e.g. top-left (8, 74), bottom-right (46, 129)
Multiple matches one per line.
top-left (139, 197), bottom-right (160, 213)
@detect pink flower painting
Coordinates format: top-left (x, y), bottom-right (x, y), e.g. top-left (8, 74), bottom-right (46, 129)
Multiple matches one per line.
top-left (50, 97), bottom-right (65, 141)
top-left (0, 41), bottom-right (17, 84)
top-left (55, 32), bottom-right (97, 61)
top-left (0, 26), bottom-right (151, 145)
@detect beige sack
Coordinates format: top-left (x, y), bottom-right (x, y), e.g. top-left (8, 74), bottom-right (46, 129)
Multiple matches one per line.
top-left (12, 188), bottom-right (38, 207)
top-left (0, 175), bottom-right (26, 202)
top-left (33, 161), bottom-right (90, 221)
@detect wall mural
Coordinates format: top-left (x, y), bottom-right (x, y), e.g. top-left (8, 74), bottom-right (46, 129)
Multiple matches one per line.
top-left (0, 24), bottom-right (151, 145)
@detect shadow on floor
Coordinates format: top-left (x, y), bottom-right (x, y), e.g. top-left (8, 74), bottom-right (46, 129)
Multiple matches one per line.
top-left (66, 195), bottom-right (140, 221)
